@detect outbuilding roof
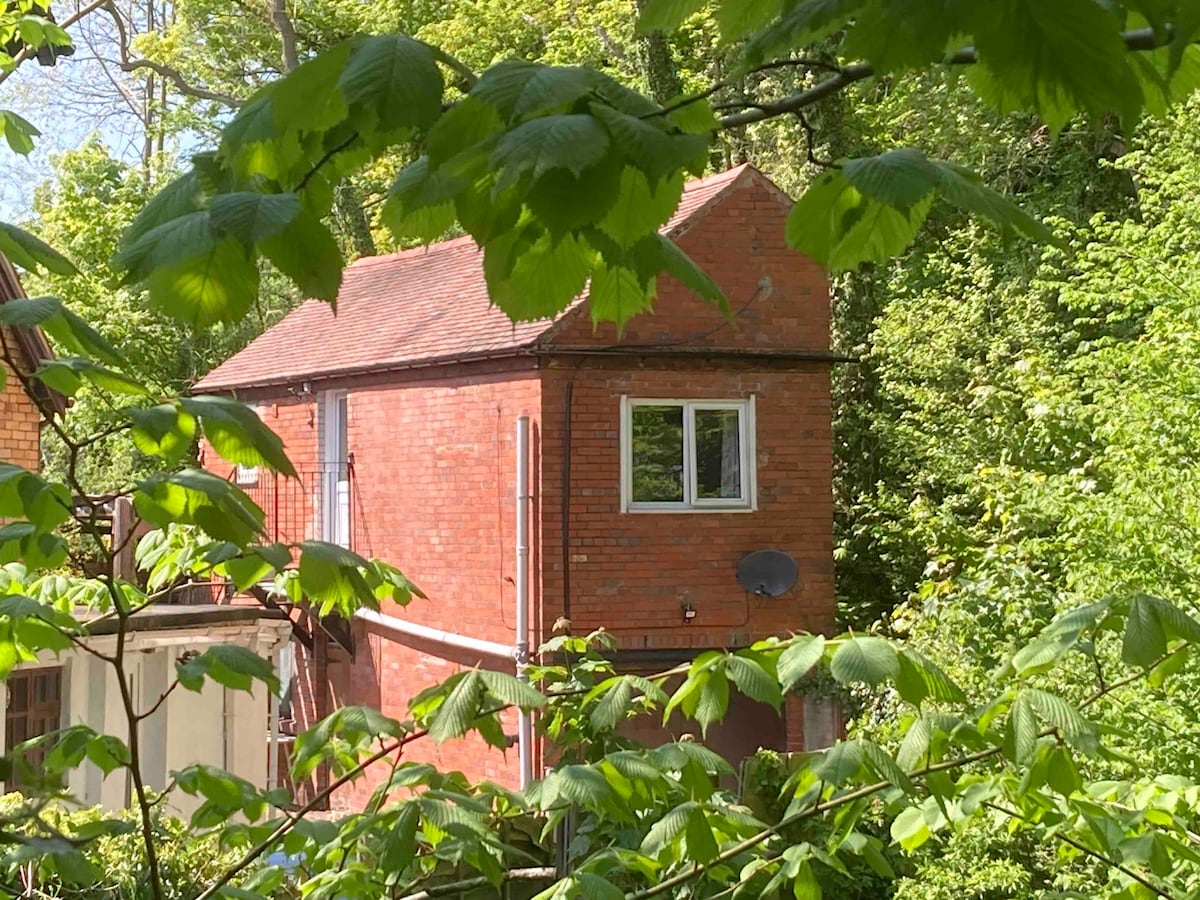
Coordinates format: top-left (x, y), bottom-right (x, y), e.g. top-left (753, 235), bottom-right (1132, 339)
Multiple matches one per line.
top-left (0, 255), bottom-right (67, 415)
top-left (195, 164), bottom-right (767, 392)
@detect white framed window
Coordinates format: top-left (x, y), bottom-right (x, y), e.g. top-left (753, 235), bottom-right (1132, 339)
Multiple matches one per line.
top-left (620, 396), bottom-right (756, 512)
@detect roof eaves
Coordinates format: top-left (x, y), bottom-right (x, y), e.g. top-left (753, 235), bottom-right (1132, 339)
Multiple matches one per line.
top-left (191, 344), bottom-right (543, 394)
top-left (0, 256), bottom-right (68, 417)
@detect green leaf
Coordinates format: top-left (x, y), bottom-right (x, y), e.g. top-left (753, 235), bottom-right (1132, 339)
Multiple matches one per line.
top-left (260, 210), bottom-right (344, 303)
top-left (895, 648), bottom-right (965, 705)
top-left (896, 716), bottom-right (932, 770)
top-left (779, 635), bottom-right (827, 691)
top-left (842, 0), bottom-right (966, 73)
top-left (694, 665), bottom-right (730, 733)
top-left (574, 873), bottom-right (624, 900)
top-left (1122, 593), bottom-right (1200, 668)
top-left (592, 104), bottom-right (709, 182)
top-left (1024, 689), bottom-right (1097, 754)
top-left (588, 263), bottom-right (655, 330)
top-left (208, 192), bottom-right (301, 244)
top-left (145, 238), bottom-right (260, 328)
top-left (1045, 745), bottom-right (1081, 796)
top-left (787, 169), bottom-right (934, 272)
top-left (428, 670), bottom-right (485, 742)
top-left (590, 676), bottom-right (635, 731)
top-left (599, 168), bottom-right (684, 247)
top-left (829, 636), bottom-right (898, 686)
top-left (716, 0), bottom-right (784, 42)
top-left (121, 169), bottom-right (207, 250)
top-left (740, 0), bottom-right (865, 69)
top-left (34, 358), bottom-right (147, 398)
top-left (337, 35), bottom-right (444, 134)
top-left (843, 148), bottom-right (940, 210)
top-left (490, 114), bottom-right (611, 193)
top-left (484, 229), bottom-right (593, 321)
top-left (0, 296), bottom-right (122, 365)
top-left (635, 0), bottom-right (706, 34)
top-left (129, 404), bottom-right (197, 465)
top-left (114, 210), bottom-right (216, 283)
top-left (478, 669), bottom-right (547, 709)
top-left (0, 109), bottom-right (39, 155)
top-left (641, 801), bottom-right (697, 854)
top-left (929, 159), bottom-right (1056, 244)
top-left (510, 66), bottom-right (600, 120)
top-left (969, 0), bottom-right (1143, 132)
top-left (862, 740), bottom-right (914, 793)
top-left (181, 396), bottom-right (297, 478)
top-left (1003, 693), bottom-right (1038, 764)
top-left (685, 806), bottom-right (719, 863)
top-left (791, 858), bottom-right (822, 900)
top-left (553, 764), bottom-right (614, 811)
top-left (0, 222), bottom-right (77, 276)
top-left (814, 739), bottom-right (864, 784)
top-left (727, 652), bottom-right (783, 711)
top-left (134, 468), bottom-right (264, 545)
top-left (1170, 0), bottom-right (1200, 71)
top-left (176, 644), bottom-right (281, 695)
top-left (890, 806), bottom-right (931, 852)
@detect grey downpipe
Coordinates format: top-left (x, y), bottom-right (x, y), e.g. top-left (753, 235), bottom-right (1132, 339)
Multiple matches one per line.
top-left (515, 415), bottom-right (533, 789)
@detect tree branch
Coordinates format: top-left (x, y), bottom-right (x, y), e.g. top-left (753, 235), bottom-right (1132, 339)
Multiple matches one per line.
top-left (0, 0), bottom-right (113, 87)
top-left (984, 801), bottom-right (1175, 899)
top-left (398, 868), bottom-right (556, 900)
top-left (117, 59), bottom-right (241, 107)
top-left (716, 26), bottom-right (1171, 130)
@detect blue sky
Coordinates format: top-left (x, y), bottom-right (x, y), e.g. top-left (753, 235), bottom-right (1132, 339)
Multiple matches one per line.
top-left (1, 6), bottom-right (180, 221)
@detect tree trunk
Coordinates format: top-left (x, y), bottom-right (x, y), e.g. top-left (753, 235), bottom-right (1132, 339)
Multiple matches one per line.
top-left (634, 0), bottom-right (681, 104)
top-left (334, 182), bottom-right (377, 260)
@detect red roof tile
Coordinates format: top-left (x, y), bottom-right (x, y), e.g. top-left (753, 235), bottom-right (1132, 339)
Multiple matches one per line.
top-left (195, 164), bottom-right (763, 391)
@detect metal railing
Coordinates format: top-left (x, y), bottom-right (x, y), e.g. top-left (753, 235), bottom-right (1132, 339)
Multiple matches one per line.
top-left (233, 460), bottom-right (358, 551)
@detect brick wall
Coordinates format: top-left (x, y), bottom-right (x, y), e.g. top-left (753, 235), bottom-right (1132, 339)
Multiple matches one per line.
top-left (538, 362), bottom-right (834, 648)
top-left (229, 366), bottom-right (544, 807)
top-left (0, 330), bottom-right (41, 472)
top-left (539, 171), bottom-right (834, 648)
top-left (205, 170), bottom-right (835, 798)
top-left (546, 174), bottom-right (829, 353)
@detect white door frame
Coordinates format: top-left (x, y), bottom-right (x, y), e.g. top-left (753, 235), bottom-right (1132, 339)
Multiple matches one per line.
top-left (319, 390), bottom-right (351, 547)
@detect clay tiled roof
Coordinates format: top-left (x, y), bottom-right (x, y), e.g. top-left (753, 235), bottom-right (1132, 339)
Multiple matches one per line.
top-left (195, 164), bottom-right (759, 391)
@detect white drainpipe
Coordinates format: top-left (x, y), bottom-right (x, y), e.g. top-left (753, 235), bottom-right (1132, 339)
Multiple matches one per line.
top-left (515, 416), bottom-right (533, 789)
top-left (354, 608), bottom-right (515, 660)
top-left (267, 662), bottom-right (280, 793)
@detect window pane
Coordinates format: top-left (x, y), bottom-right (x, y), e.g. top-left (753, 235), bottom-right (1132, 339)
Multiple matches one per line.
top-left (694, 408), bottom-right (743, 499)
top-left (631, 405), bottom-right (685, 503)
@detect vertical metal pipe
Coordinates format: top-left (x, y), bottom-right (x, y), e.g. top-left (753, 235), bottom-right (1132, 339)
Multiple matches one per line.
top-left (515, 416), bottom-right (533, 789)
top-left (267, 656), bottom-right (280, 792)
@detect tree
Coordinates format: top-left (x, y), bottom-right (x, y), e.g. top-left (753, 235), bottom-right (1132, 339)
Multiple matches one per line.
top-left (3, 1), bottom-right (1200, 898)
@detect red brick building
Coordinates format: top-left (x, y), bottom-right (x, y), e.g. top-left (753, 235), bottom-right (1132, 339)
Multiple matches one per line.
top-left (195, 165), bottom-right (838, 805)
top-left (1, 256), bottom-right (63, 468)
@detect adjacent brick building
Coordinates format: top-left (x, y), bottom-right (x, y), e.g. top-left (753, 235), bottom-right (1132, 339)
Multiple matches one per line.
top-left (0, 256), bottom-right (63, 468)
top-left (195, 165), bottom-right (838, 806)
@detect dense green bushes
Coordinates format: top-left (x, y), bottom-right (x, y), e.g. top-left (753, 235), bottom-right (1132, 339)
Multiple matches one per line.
top-left (0, 797), bottom-right (242, 899)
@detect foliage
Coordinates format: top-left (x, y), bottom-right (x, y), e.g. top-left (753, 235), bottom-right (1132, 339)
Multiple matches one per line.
top-left (1, 1), bottom-right (1200, 899)
top-left (0, 797), bottom-right (242, 898)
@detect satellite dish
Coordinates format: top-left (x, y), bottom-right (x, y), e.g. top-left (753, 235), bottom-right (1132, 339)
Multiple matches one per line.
top-left (736, 550), bottom-right (798, 598)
